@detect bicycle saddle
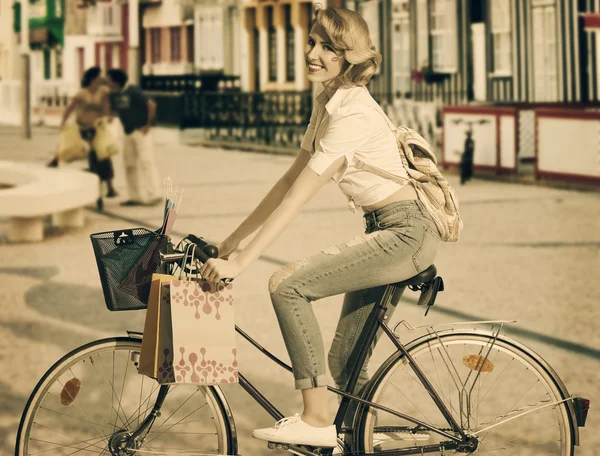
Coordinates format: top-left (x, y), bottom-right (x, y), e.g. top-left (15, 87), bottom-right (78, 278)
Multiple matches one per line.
top-left (394, 264), bottom-right (437, 288)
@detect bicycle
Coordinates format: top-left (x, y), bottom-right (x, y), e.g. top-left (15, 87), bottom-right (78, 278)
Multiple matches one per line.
top-left (15, 231), bottom-right (590, 455)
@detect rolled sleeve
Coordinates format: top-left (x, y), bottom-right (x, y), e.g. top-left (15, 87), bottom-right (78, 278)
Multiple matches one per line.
top-left (307, 109), bottom-right (373, 182)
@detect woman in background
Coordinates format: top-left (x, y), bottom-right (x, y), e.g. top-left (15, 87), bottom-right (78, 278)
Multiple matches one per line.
top-left (48, 66), bottom-right (118, 198)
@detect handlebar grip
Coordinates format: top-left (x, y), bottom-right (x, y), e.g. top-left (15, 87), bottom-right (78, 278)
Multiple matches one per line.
top-left (186, 234), bottom-right (219, 263)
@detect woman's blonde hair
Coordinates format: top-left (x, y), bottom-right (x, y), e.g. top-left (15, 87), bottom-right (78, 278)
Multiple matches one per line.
top-left (312, 4), bottom-right (382, 87)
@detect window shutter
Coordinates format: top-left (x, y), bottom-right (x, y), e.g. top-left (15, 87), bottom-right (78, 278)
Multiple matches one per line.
top-left (392, 1), bottom-right (410, 94)
top-left (532, 7), bottom-right (546, 100)
top-left (431, 0), bottom-right (457, 72)
top-left (416, 0), bottom-right (428, 69)
top-left (544, 6), bottom-right (558, 100)
top-left (213, 8), bottom-right (224, 70)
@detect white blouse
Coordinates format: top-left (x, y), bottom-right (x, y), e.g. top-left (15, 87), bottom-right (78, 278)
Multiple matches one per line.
top-left (300, 84), bottom-right (410, 213)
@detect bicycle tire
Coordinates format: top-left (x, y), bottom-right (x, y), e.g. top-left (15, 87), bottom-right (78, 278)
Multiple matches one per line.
top-left (15, 336), bottom-right (238, 456)
top-left (355, 330), bottom-right (576, 455)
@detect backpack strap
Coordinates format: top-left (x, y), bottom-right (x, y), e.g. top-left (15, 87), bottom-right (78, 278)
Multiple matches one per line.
top-left (353, 158), bottom-right (411, 183)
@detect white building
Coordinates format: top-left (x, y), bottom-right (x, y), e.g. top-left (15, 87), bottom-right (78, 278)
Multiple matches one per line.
top-left (0, 0), bottom-right (21, 80)
top-left (0, 0), bottom-right (21, 125)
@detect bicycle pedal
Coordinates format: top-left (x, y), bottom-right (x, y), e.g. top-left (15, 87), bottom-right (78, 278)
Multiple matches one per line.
top-left (268, 441), bottom-right (290, 451)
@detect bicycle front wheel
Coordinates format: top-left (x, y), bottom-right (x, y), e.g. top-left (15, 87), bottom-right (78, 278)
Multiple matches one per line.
top-left (356, 331), bottom-right (575, 455)
top-left (15, 336), bottom-right (237, 456)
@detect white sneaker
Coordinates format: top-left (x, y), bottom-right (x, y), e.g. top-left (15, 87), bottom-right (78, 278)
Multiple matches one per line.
top-left (252, 413), bottom-right (337, 448)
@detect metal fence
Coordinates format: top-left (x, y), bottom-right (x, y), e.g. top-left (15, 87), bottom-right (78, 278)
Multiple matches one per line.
top-left (180, 91), bottom-right (312, 150)
top-left (141, 74), bottom-right (241, 93)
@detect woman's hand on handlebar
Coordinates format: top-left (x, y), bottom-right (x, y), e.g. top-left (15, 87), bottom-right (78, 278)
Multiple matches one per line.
top-left (199, 257), bottom-right (246, 283)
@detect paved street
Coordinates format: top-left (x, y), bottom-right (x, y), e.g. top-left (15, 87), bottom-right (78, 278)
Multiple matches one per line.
top-left (0, 125), bottom-right (599, 455)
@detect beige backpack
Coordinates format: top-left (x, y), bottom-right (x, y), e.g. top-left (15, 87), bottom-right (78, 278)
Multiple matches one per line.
top-left (354, 109), bottom-right (463, 242)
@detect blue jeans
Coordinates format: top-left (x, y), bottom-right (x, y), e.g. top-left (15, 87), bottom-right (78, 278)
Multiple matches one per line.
top-left (269, 200), bottom-right (441, 391)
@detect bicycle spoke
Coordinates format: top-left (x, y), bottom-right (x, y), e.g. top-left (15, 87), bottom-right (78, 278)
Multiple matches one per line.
top-left (38, 405), bottom-right (116, 431)
top-left (54, 378), bottom-right (110, 446)
top-left (144, 402), bottom-right (212, 446)
top-left (120, 382), bottom-right (163, 431)
top-left (28, 435), bottom-right (107, 455)
top-left (387, 379), bottom-right (434, 425)
top-left (94, 352), bottom-right (132, 431)
top-left (83, 356), bottom-right (130, 431)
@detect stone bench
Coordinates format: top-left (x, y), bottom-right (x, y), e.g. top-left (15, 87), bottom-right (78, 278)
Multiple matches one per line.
top-left (0, 161), bottom-right (99, 242)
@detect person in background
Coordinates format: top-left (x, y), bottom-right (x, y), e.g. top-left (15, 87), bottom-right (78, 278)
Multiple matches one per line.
top-left (106, 68), bottom-right (161, 207)
top-left (48, 66), bottom-right (118, 198)
top-left (460, 129), bottom-right (474, 185)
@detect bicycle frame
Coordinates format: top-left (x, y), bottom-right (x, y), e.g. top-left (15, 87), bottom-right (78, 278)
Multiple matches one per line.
top-left (234, 284), bottom-right (471, 455)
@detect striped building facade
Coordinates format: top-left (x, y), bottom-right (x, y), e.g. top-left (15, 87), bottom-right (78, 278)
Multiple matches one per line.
top-left (391, 0), bottom-right (600, 105)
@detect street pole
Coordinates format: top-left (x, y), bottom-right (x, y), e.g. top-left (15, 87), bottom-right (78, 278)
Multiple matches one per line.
top-left (20, 0), bottom-right (31, 139)
top-left (128, 0), bottom-right (140, 85)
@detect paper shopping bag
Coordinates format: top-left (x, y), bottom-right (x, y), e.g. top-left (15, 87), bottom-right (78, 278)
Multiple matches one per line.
top-left (93, 118), bottom-right (119, 161)
top-left (57, 123), bottom-right (88, 162)
top-left (138, 274), bottom-right (175, 378)
top-left (156, 279), bottom-right (238, 385)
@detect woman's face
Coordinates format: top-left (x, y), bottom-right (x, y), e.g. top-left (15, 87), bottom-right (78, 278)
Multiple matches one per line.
top-left (89, 73), bottom-right (104, 90)
top-left (305, 23), bottom-right (344, 86)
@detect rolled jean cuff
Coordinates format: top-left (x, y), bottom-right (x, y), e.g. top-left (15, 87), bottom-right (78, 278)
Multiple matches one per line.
top-left (294, 374), bottom-right (330, 390)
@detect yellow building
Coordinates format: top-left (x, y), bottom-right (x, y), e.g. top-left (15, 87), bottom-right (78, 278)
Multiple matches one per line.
top-left (240, 0), bottom-right (342, 92)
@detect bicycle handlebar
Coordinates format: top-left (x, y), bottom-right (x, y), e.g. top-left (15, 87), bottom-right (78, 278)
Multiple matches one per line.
top-left (184, 234), bottom-right (219, 263)
top-left (160, 234), bottom-right (219, 265)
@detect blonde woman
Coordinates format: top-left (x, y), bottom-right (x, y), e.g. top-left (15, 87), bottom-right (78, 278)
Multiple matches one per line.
top-left (200, 5), bottom-right (441, 448)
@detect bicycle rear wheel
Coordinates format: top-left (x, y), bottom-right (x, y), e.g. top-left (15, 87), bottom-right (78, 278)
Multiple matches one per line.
top-left (356, 331), bottom-right (575, 455)
top-left (15, 336), bottom-right (237, 456)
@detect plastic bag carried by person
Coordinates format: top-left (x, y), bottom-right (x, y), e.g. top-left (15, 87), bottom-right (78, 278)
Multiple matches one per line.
top-left (93, 118), bottom-right (119, 161)
top-left (57, 122), bottom-right (89, 163)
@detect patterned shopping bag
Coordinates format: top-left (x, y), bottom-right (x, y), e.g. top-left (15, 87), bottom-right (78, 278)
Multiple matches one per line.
top-left (155, 278), bottom-right (238, 385)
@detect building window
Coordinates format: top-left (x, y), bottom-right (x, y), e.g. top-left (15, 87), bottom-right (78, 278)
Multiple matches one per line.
top-left (151, 28), bottom-right (161, 63)
top-left (532, 4), bottom-right (558, 101)
top-left (103, 4), bottom-right (113, 27)
top-left (170, 27), bottom-right (182, 62)
top-left (284, 5), bottom-right (294, 82)
top-left (491, 0), bottom-right (512, 75)
top-left (430, 0), bottom-right (458, 72)
top-left (392, 3), bottom-right (410, 95)
top-left (187, 25), bottom-right (194, 63)
top-left (267, 6), bottom-right (277, 82)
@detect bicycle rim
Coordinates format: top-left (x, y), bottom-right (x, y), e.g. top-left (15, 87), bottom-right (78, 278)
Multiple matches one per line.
top-left (15, 337), bottom-right (236, 456)
top-left (358, 332), bottom-right (574, 455)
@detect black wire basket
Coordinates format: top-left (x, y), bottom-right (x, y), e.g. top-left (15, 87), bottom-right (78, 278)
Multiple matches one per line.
top-left (90, 228), bottom-right (170, 311)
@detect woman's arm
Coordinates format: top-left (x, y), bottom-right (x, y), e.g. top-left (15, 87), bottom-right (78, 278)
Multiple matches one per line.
top-left (220, 148), bottom-right (313, 251)
top-left (201, 155), bottom-right (346, 282)
top-left (60, 93), bottom-right (81, 128)
top-left (101, 87), bottom-right (112, 119)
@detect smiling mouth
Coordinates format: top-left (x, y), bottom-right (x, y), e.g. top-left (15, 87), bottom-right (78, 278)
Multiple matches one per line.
top-left (308, 63), bottom-right (324, 71)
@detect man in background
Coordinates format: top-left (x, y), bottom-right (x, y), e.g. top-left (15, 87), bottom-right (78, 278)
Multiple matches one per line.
top-left (106, 68), bottom-right (161, 206)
